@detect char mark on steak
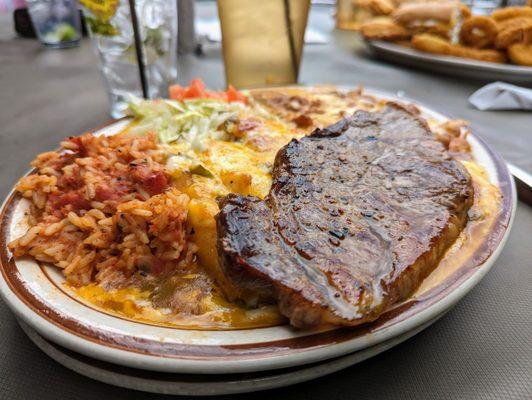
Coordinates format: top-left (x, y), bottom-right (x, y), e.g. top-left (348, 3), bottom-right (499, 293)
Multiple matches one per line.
top-left (216, 103), bottom-right (473, 329)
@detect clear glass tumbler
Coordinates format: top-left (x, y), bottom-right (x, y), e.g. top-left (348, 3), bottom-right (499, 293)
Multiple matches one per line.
top-left (26, 0), bottom-right (82, 48)
top-left (81, 0), bottom-right (178, 118)
top-left (461, 0), bottom-right (504, 15)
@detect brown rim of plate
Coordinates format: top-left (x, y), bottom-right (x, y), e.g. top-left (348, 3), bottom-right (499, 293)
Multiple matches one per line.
top-left (0, 116), bottom-right (514, 361)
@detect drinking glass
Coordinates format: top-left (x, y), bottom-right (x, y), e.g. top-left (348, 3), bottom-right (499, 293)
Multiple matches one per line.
top-left (217, 0), bottom-right (310, 88)
top-left (26, 0), bottom-right (82, 48)
top-left (461, 0), bottom-right (504, 15)
top-left (81, 0), bottom-right (178, 118)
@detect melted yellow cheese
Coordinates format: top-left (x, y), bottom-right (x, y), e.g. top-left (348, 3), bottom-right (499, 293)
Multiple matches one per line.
top-left (174, 114), bottom-right (302, 304)
top-left (75, 283), bottom-right (284, 329)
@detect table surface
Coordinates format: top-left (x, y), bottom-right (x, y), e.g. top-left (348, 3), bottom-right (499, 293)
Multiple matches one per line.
top-left (0, 4), bottom-right (531, 400)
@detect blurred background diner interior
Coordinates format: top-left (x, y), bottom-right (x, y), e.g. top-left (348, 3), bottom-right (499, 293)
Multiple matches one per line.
top-left (0, 1), bottom-right (531, 398)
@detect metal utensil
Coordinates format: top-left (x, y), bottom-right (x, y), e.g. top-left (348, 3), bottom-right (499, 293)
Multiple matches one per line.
top-left (508, 163), bottom-right (532, 206)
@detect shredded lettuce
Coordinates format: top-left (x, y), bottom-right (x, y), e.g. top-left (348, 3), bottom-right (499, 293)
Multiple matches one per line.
top-left (126, 97), bottom-right (245, 152)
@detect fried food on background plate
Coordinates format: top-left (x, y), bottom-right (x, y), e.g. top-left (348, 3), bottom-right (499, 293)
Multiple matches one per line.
top-left (450, 44), bottom-right (507, 63)
top-left (360, 17), bottom-right (411, 40)
top-left (393, 1), bottom-right (470, 38)
top-left (362, 3), bottom-right (532, 66)
top-left (358, 0), bottom-right (396, 16)
top-left (412, 33), bottom-right (507, 63)
top-left (495, 18), bottom-right (532, 48)
top-left (412, 21), bottom-right (452, 38)
top-left (460, 16), bottom-right (499, 48)
top-left (342, 0), bottom-right (398, 30)
top-left (491, 6), bottom-right (532, 22)
top-left (394, 39), bottom-right (413, 47)
top-left (497, 15), bottom-right (532, 31)
top-left (411, 33), bottom-right (452, 54)
top-left (507, 42), bottom-right (532, 66)
top-left (393, 1), bottom-right (470, 24)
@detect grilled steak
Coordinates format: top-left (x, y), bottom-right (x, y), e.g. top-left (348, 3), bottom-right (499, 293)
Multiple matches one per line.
top-left (216, 103), bottom-right (473, 329)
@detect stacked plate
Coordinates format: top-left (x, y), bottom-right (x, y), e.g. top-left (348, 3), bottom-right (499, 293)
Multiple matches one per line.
top-left (0, 89), bottom-right (515, 395)
top-left (18, 315), bottom-right (442, 395)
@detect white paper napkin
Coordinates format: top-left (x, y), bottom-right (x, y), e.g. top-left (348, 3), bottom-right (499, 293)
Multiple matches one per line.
top-left (468, 82), bottom-right (532, 111)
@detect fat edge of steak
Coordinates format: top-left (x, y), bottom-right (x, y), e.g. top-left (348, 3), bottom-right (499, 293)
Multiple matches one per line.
top-left (216, 103), bottom-right (474, 328)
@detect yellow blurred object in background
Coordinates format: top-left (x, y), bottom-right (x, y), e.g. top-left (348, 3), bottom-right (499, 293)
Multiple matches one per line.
top-left (337, 0), bottom-right (363, 30)
top-left (217, 0), bottom-right (310, 88)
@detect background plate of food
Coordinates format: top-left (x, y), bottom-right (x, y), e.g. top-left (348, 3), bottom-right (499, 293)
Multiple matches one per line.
top-left (359, 4), bottom-right (532, 82)
top-left (0, 82), bottom-right (515, 374)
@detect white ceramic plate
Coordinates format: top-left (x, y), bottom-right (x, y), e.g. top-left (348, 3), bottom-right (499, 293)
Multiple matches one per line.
top-left (0, 88), bottom-right (516, 374)
top-left (365, 40), bottom-right (532, 83)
